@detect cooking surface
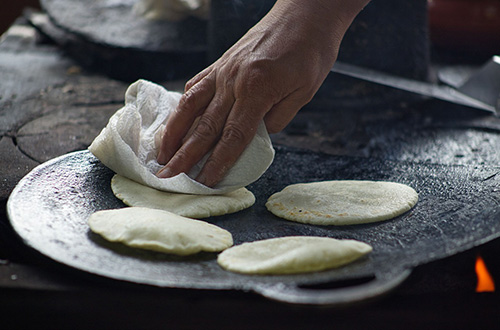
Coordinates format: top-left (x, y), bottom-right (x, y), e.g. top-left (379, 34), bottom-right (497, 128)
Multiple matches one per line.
top-left (7, 147), bottom-right (500, 305)
top-left (2, 13), bottom-right (500, 329)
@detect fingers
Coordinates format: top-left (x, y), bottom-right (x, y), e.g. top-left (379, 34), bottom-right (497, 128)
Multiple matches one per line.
top-left (192, 95), bottom-right (302, 187)
top-left (156, 76), bottom-right (309, 187)
top-left (157, 73), bottom-right (215, 165)
top-left (194, 99), bottom-right (267, 187)
top-left (157, 91), bottom-right (235, 179)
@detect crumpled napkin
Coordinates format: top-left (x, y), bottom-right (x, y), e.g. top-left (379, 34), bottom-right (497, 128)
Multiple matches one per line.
top-left (89, 79), bottom-right (275, 195)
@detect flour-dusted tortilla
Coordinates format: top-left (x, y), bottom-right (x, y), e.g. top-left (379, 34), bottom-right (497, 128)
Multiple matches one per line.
top-left (266, 180), bottom-right (418, 225)
top-left (217, 236), bottom-right (372, 275)
top-left (88, 207), bottom-right (233, 255)
top-left (111, 174), bottom-right (255, 219)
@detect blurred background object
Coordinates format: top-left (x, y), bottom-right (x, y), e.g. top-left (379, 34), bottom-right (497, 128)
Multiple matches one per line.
top-left (428, 0), bottom-right (500, 59)
top-left (0, 1), bottom-right (41, 34)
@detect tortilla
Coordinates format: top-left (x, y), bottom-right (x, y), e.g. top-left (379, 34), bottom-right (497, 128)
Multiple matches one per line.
top-left (217, 236), bottom-right (372, 275)
top-left (266, 180), bottom-right (418, 225)
top-left (88, 207), bottom-right (233, 255)
top-left (111, 174), bottom-right (255, 218)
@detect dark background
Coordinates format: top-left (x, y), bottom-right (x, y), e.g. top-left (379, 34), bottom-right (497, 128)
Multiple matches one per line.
top-left (0, 1), bottom-right (41, 34)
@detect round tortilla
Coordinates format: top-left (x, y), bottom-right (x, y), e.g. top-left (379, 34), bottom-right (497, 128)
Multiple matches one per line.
top-left (217, 236), bottom-right (372, 275)
top-left (111, 174), bottom-right (255, 219)
top-left (266, 180), bottom-right (418, 225)
top-left (88, 207), bottom-right (233, 255)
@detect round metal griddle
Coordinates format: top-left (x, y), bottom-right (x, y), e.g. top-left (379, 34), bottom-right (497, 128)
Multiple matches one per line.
top-left (7, 146), bottom-right (500, 305)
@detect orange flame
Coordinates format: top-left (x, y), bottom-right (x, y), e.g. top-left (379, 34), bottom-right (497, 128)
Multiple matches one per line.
top-left (475, 254), bottom-right (495, 292)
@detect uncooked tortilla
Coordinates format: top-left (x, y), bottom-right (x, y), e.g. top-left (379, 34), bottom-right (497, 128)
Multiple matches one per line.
top-left (266, 180), bottom-right (418, 225)
top-left (88, 207), bottom-right (233, 255)
top-left (217, 236), bottom-right (372, 275)
top-left (111, 174), bottom-right (255, 219)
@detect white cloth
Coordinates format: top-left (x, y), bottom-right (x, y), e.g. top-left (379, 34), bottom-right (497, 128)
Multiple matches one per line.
top-left (89, 79), bottom-right (275, 195)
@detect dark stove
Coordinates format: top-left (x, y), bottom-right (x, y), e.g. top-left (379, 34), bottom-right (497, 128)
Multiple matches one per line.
top-left (1, 2), bottom-right (500, 329)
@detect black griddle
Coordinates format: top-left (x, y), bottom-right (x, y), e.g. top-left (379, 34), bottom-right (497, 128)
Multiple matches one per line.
top-left (7, 146), bottom-right (500, 305)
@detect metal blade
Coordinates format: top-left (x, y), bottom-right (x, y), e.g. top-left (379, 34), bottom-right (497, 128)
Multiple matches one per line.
top-left (331, 61), bottom-right (497, 115)
top-left (457, 56), bottom-right (500, 111)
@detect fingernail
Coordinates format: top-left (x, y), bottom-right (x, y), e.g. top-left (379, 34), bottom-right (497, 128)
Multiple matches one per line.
top-left (157, 166), bottom-right (173, 178)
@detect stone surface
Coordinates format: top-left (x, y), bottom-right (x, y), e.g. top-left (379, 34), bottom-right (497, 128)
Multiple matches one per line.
top-left (0, 137), bottom-right (39, 201)
top-left (0, 21), bottom-right (129, 198)
top-left (16, 103), bottom-right (119, 162)
top-left (0, 41), bottom-right (71, 135)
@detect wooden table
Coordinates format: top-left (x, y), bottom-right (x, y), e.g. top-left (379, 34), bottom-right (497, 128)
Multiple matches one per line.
top-left (1, 17), bottom-right (500, 329)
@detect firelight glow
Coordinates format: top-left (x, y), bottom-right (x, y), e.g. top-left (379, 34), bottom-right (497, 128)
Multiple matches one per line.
top-left (475, 254), bottom-right (495, 293)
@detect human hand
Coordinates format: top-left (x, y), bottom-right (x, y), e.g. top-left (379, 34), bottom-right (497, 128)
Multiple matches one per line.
top-left (157, 0), bottom-right (369, 187)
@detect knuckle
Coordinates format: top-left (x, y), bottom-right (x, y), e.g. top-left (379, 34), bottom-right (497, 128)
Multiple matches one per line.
top-left (245, 63), bottom-right (268, 87)
top-left (193, 115), bottom-right (221, 139)
top-left (185, 74), bottom-right (201, 91)
top-left (204, 157), bottom-right (228, 175)
top-left (220, 124), bottom-right (250, 148)
top-left (185, 68), bottom-right (209, 91)
top-left (198, 158), bottom-right (228, 187)
top-left (173, 148), bottom-right (190, 164)
top-left (184, 79), bottom-right (195, 92)
top-left (240, 60), bottom-right (282, 100)
top-left (177, 89), bottom-right (197, 113)
top-left (170, 148), bottom-right (193, 172)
